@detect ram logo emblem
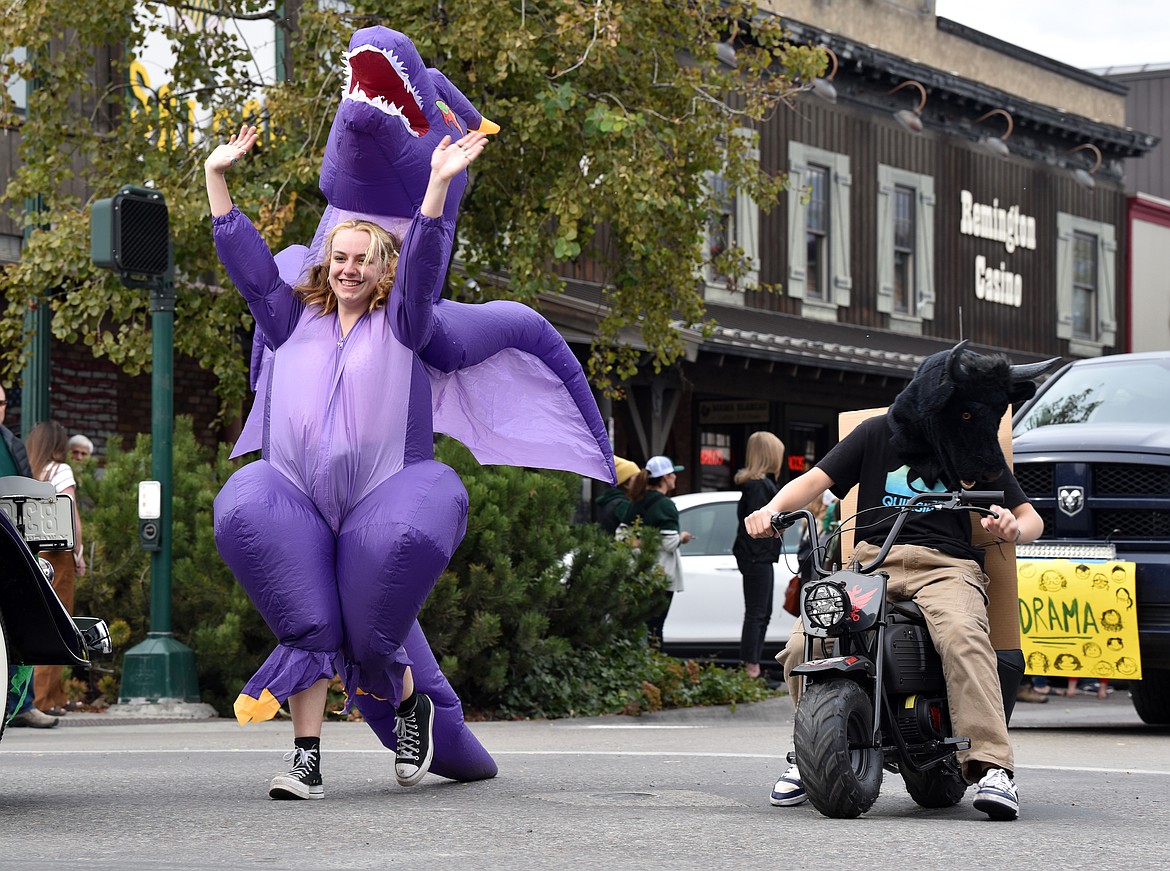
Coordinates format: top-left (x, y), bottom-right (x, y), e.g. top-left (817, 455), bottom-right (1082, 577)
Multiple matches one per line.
top-left (1058, 486), bottom-right (1085, 517)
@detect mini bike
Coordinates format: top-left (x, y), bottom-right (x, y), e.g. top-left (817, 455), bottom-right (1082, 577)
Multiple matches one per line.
top-left (772, 489), bottom-right (1010, 818)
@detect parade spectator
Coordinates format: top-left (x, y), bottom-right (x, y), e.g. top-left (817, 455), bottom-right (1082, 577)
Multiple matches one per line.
top-left (732, 432), bottom-right (786, 679)
top-left (26, 420), bottom-right (87, 717)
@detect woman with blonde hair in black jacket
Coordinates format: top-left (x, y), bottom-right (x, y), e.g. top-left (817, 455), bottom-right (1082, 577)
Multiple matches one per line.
top-left (732, 431), bottom-right (786, 678)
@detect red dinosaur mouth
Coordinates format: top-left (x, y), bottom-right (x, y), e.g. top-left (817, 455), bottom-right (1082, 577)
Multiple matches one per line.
top-left (344, 45), bottom-right (430, 137)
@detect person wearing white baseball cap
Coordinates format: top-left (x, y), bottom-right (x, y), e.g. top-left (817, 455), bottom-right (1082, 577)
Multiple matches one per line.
top-left (628, 455), bottom-right (691, 644)
top-left (644, 455), bottom-right (684, 478)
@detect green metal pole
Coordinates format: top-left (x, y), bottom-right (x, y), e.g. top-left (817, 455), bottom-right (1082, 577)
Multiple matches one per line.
top-left (118, 269), bottom-right (200, 704)
top-left (19, 270), bottom-right (51, 435)
top-left (149, 279), bottom-right (174, 635)
top-left (20, 48), bottom-right (50, 433)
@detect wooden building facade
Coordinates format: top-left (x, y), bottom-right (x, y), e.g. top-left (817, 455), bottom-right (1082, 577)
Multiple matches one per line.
top-left (578, 10), bottom-right (1156, 493)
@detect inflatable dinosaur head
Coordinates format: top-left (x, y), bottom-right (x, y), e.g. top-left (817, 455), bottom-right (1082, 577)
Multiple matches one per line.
top-left (319, 26), bottom-right (499, 226)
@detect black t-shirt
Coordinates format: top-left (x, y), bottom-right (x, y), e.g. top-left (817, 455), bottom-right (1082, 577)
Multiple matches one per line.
top-left (817, 415), bottom-right (1027, 566)
top-left (733, 476), bottom-right (783, 564)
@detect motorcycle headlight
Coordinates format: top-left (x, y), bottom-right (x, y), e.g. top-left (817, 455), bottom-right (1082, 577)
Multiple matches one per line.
top-left (37, 557), bottom-right (54, 582)
top-left (803, 581), bottom-right (851, 632)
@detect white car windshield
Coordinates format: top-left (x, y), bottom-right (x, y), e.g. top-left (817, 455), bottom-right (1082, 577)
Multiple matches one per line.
top-left (1014, 357), bottom-right (1170, 432)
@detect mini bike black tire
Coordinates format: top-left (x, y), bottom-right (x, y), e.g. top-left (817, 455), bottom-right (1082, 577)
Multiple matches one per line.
top-left (793, 678), bottom-right (883, 818)
top-left (901, 755), bottom-right (968, 808)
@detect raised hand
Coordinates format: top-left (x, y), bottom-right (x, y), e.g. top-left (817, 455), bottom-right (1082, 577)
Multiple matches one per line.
top-left (430, 131), bottom-right (488, 181)
top-left (205, 124), bottom-right (260, 175)
top-left (205, 123), bottom-right (259, 217)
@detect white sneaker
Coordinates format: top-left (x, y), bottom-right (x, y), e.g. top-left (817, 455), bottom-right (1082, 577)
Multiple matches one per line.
top-left (973, 767), bottom-right (1018, 820)
top-left (769, 764), bottom-right (808, 806)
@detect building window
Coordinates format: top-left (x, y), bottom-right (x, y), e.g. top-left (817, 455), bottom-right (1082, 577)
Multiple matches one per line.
top-left (698, 429), bottom-right (732, 491)
top-left (893, 185), bottom-right (916, 314)
top-left (1056, 212), bottom-right (1116, 357)
top-left (704, 128), bottom-right (760, 306)
top-left (0, 235), bottom-right (21, 264)
top-left (4, 47), bottom-right (27, 114)
top-left (1072, 231), bottom-right (1098, 340)
top-left (787, 142), bottom-right (851, 320)
top-left (876, 164), bottom-right (936, 333)
top-left (707, 176), bottom-right (733, 284)
top-left (805, 163), bottom-right (829, 302)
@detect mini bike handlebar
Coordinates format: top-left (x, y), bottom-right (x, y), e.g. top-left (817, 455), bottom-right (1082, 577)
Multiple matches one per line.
top-left (770, 490), bottom-right (1003, 578)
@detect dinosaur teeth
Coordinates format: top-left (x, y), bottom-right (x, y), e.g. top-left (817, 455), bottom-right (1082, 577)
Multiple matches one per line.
top-left (342, 43), bottom-right (426, 137)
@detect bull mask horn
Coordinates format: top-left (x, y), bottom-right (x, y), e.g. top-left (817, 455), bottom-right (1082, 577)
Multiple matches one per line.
top-left (946, 339), bottom-right (971, 382)
top-left (1011, 356), bottom-right (1063, 382)
top-left (947, 339), bottom-right (1061, 384)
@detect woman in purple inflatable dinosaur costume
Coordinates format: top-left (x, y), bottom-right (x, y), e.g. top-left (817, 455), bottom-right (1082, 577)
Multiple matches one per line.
top-left (208, 26), bottom-right (615, 800)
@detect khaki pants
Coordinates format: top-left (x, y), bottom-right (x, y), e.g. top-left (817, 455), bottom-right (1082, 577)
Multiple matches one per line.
top-left (777, 543), bottom-right (1013, 781)
top-left (34, 550), bottom-right (75, 711)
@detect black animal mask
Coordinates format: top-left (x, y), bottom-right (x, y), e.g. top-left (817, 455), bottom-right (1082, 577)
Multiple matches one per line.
top-left (887, 341), bottom-right (1060, 489)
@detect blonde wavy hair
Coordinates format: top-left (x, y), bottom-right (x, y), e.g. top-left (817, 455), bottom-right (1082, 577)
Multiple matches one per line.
top-left (733, 431), bottom-right (786, 485)
top-left (295, 220), bottom-right (401, 314)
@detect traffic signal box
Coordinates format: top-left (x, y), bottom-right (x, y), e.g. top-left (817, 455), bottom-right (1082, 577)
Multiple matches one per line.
top-left (91, 185), bottom-right (170, 279)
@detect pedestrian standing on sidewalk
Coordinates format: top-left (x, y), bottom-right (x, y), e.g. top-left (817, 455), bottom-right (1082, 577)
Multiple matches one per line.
top-left (627, 456), bottom-right (692, 645)
top-left (732, 431), bottom-right (786, 679)
top-left (26, 420), bottom-right (87, 718)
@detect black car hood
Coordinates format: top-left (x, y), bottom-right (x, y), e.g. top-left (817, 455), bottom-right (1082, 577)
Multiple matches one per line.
top-left (1013, 422), bottom-right (1170, 455)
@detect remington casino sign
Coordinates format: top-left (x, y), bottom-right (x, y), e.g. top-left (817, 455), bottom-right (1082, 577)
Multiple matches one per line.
top-left (959, 190), bottom-right (1037, 308)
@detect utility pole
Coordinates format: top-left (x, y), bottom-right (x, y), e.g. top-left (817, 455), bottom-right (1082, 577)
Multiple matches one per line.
top-left (20, 63), bottom-right (50, 435)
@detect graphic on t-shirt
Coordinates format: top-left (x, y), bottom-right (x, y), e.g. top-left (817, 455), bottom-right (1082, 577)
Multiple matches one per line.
top-left (882, 465), bottom-right (947, 508)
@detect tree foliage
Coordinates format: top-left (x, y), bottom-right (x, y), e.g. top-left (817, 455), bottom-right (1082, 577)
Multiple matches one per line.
top-left (0, 0), bottom-right (823, 404)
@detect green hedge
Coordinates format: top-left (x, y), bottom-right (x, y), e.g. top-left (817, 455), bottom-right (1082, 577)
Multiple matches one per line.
top-left (74, 421), bottom-right (773, 717)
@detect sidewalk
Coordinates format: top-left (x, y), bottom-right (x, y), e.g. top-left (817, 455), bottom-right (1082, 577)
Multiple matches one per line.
top-left (35, 683), bottom-right (1148, 733)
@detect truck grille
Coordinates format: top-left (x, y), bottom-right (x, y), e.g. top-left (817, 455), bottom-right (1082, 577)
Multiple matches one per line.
top-left (1019, 461), bottom-right (1170, 542)
top-left (1015, 464), bottom-right (1053, 494)
top-left (1096, 464), bottom-right (1170, 495)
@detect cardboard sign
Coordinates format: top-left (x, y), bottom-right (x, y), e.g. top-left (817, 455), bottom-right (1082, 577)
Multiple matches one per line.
top-left (1017, 559), bottom-right (1141, 680)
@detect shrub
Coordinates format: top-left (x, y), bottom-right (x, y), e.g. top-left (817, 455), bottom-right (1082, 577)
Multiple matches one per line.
top-left (422, 438), bottom-right (667, 711)
top-left (74, 428), bottom-right (771, 717)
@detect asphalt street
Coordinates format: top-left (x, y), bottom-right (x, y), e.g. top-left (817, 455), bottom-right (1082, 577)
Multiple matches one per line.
top-left (0, 689), bottom-right (1165, 870)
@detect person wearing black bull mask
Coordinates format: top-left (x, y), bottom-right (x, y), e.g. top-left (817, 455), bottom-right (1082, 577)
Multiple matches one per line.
top-left (745, 341), bottom-right (1060, 821)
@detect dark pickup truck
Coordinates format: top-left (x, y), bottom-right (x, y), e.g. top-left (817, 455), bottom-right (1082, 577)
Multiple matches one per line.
top-left (1012, 351), bottom-right (1170, 724)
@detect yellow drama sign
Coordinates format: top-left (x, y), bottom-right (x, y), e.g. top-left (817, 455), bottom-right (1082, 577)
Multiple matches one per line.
top-left (1017, 559), bottom-right (1140, 681)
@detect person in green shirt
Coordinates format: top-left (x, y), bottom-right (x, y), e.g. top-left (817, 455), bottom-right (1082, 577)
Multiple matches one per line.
top-left (627, 455), bottom-right (693, 644)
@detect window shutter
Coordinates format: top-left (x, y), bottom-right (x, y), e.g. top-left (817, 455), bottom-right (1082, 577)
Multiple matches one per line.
top-left (1099, 232), bottom-right (1117, 346)
top-left (917, 181), bottom-right (936, 321)
top-left (875, 178), bottom-right (894, 314)
top-left (786, 157), bottom-right (807, 299)
top-left (830, 163), bottom-right (853, 307)
top-left (1054, 214), bottom-right (1074, 341)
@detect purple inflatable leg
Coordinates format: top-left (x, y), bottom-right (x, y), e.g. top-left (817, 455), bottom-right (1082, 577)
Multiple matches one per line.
top-left (353, 621), bottom-right (498, 782)
top-left (336, 459), bottom-right (495, 780)
top-left (215, 461), bottom-right (343, 654)
top-left (215, 461), bottom-right (347, 717)
top-left (334, 459), bottom-right (467, 704)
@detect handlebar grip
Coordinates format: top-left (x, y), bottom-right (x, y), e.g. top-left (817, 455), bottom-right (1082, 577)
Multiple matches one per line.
top-left (961, 490), bottom-right (1005, 505)
top-left (770, 512), bottom-right (796, 532)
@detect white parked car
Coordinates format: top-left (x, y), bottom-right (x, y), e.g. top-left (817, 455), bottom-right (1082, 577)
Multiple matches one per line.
top-left (660, 490), bottom-right (804, 662)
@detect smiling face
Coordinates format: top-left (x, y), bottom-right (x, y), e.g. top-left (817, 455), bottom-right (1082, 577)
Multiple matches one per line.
top-left (327, 227), bottom-right (385, 315)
